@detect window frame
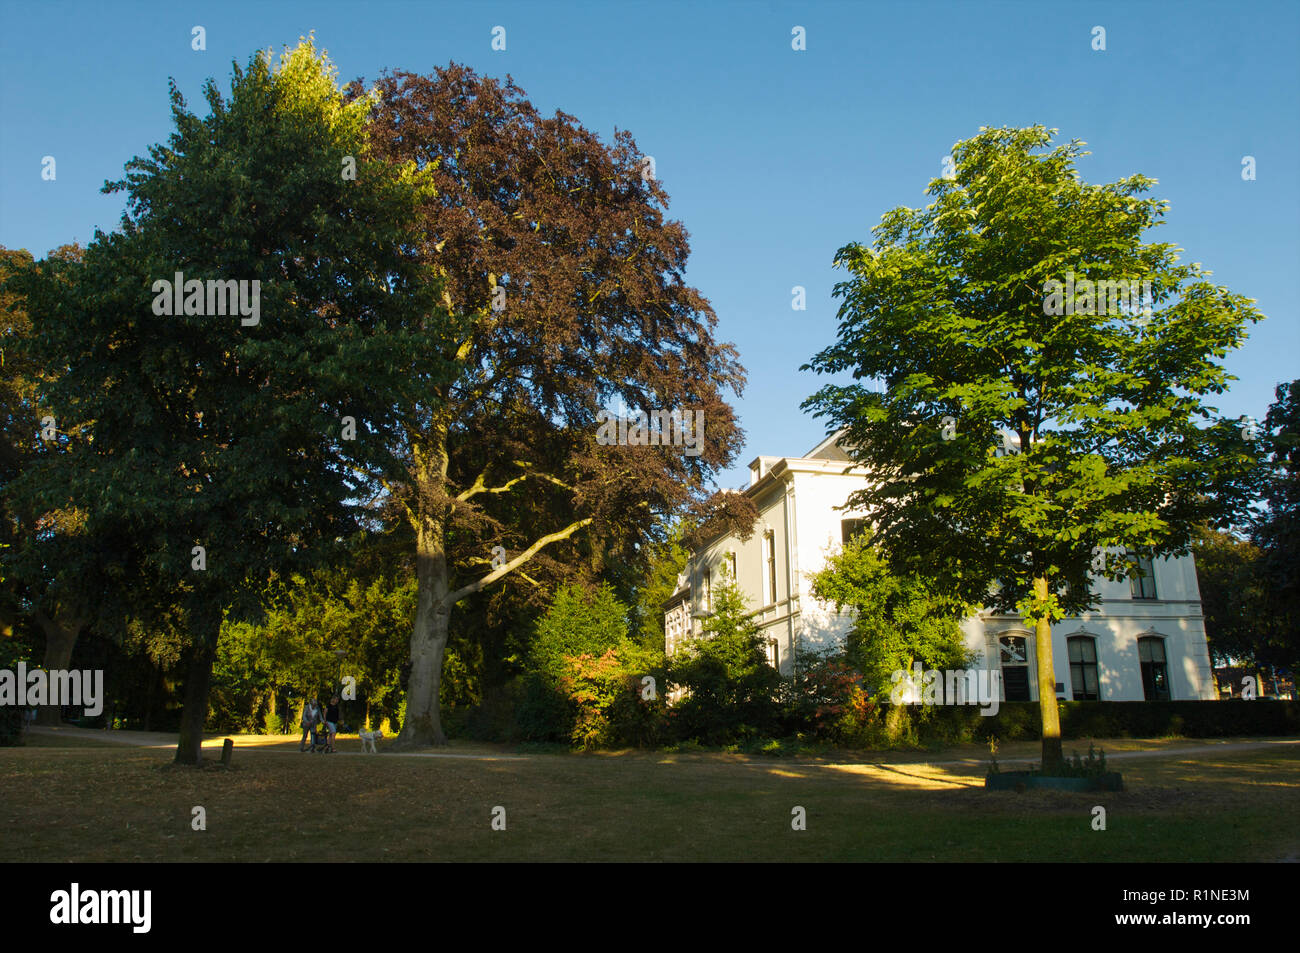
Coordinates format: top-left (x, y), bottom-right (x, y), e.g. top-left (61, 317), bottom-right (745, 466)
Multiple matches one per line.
top-left (1138, 635), bottom-right (1171, 701)
top-left (1068, 635), bottom-right (1100, 701)
top-left (1130, 552), bottom-right (1158, 600)
top-left (764, 530), bottom-right (777, 607)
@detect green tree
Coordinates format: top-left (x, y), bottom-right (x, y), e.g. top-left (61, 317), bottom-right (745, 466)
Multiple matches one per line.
top-left (530, 583), bottom-right (631, 686)
top-left (669, 578), bottom-right (781, 744)
top-left (1191, 526), bottom-right (1268, 668)
top-left (631, 522), bottom-right (690, 650)
top-left (810, 532), bottom-right (972, 698)
top-left (1251, 380), bottom-right (1300, 674)
top-left (0, 244), bottom-right (101, 725)
top-left (15, 41), bottom-right (447, 764)
top-left (804, 126), bottom-right (1266, 767)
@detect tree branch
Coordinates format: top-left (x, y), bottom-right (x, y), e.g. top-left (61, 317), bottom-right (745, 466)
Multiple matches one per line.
top-left (443, 516), bottom-right (593, 606)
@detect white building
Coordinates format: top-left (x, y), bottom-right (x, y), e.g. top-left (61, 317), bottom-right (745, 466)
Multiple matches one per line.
top-left (664, 431), bottom-right (1218, 703)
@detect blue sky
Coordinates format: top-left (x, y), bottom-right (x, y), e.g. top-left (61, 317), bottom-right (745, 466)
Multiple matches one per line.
top-left (2, 0), bottom-right (1297, 490)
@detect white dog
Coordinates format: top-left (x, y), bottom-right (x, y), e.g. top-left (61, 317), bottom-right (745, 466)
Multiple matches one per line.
top-left (358, 729), bottom-right (384, 753)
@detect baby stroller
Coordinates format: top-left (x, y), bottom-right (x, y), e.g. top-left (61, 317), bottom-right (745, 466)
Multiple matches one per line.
top-left (308, 720), bottom-right (333, 753)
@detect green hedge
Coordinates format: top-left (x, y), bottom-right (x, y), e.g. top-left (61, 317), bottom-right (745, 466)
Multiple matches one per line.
top-left (877, 699), bottom-right (1300, 744)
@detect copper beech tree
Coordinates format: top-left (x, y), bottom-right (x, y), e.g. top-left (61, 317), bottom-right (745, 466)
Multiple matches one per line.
top-left (354, 65), bottom-right (754, 747)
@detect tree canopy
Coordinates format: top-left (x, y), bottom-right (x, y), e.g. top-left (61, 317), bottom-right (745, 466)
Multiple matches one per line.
top-left (803, 125), bottom-right (1268, 764)
top-left (11, 39), bottom-right (448, 762)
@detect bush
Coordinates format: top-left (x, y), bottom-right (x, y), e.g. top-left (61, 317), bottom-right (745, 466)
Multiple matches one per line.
top-left (871, 699), bottom-right (1300, 746)
top-left (0, 636), bottom-right (32, 746)
top-left (783, 650), bottom-right (876, 745)
top-left (513, 672), bottom-right (574, 743)
top-left (557, 648), bottom-right (667, 749)
top-left (667, 581), bottom-right (783, 745)
top-left (263, 705), bottom-right (282, 735)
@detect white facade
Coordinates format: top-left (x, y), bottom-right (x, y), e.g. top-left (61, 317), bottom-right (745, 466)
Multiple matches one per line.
top-left (665, 432), bottom-right (1218, 702)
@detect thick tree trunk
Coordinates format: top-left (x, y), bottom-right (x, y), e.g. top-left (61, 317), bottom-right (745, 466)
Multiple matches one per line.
top-left (34, 610), bottom-right (81, 726)
top-left (396, 592), bottom-right (451, 747)
top-left (175, 624), bottom-right (219, 765)
top-left (1032, 577), bottom-right (1064, 768)
top-left (394, 416), bottom-right (454, 749)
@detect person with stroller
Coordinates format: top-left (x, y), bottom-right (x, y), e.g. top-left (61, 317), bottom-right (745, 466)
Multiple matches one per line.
top-left (323, 694), bottom-right (341, 753)
top-left (300, 696), bottom-right (323, 752)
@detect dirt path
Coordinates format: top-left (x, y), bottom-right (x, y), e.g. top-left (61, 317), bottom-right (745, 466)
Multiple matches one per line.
top-left (24, 725), bottom-right (529, 760)
top-left (24, 726), bottom-right (1299, 766)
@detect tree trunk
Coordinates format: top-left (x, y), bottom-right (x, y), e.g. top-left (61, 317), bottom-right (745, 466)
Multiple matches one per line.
top-left (1032, 577), bottom-right (1064, 768)
top-left (33, 610), bottom-right (81, 726)
top-left (396, 593), bottom-right (451, 748)
top-left (175, 623), bottom-right (219, 765)
top-left (394, 417), bottom-right (454, 749)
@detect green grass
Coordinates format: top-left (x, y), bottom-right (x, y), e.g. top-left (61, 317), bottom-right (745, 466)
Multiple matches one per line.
top-left (2, 737), bottom-right (1297, 861)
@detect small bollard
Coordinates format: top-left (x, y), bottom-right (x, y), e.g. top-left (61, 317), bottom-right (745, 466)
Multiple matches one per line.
top-left (220, 738), bottom-right (233, 767)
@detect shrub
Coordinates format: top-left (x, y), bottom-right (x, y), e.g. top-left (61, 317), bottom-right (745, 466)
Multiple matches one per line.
top-left (872, 698), bottom-right (1300, 746)
top-left (667, 579), bottom-right (783, 745)
top-left (263, 705), bottom-right (282, 735)
top-left (557, 648), bottom-right (667, 749)
top-left (784, 650), bottom-right (875, 745)
top-left (0, 636), bottom-right (31, 746)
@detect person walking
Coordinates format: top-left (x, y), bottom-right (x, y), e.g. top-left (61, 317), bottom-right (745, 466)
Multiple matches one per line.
top-left (300, 696), bottom-right (322, 752)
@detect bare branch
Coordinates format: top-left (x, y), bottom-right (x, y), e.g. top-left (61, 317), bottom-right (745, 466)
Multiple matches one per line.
top-left (443, 516), bottom-right (594, 606)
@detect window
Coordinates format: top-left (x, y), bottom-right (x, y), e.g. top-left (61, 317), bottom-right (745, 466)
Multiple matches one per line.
top-left (767, 638), bottom-right (780, 670)
top-left (764, 530), bottom-right (777, 606)
top-left (1130, 552), bottom-right (1158, 600)
top-left (999, 635), bottom-right (1031, 701)
top-left (1068, 636), bottom-right (1100, 701)
top-left (724, 552), bottom-right (737, 582)
top-left (1138, 636), bottom-right (1170, 701)
top-left (703, 569), bottom-right (712, 613)
top-left (841, 518), bottom-right (868, 545)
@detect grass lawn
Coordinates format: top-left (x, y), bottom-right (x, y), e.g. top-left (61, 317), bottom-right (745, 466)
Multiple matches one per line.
top-left (3, 733), bottom-right (1298, 862)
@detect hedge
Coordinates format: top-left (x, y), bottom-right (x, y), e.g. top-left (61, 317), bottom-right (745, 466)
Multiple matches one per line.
top-left (877, 699), bottom-right (1300, 744)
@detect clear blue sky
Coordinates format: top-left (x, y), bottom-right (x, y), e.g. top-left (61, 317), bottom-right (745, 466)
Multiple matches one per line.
top-left (3, 0), bottom-right (1297, 489)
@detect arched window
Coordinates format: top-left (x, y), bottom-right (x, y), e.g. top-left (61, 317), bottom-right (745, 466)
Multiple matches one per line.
top-left (999, 635), bottom-right (1031, 701)
top-left (1068, 635), bottom-right (1100, 701)
top-left (1138, 636), bottom-right (1170, 701)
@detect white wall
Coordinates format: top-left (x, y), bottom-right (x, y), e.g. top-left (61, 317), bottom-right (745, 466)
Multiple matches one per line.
top-left (671, 457), bottom-right (1217, 700)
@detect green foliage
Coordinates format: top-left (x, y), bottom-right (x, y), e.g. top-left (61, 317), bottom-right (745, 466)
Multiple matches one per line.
top-left (262, 706), bottom-right (283, 735)
top-left (631, 523), bottom-right (690, 649)
top-left (1059, 743), bottom-right (1108, 778)
top-left (11, 40), bottom-right (453, 762)
top-left (667, 578), bottom-right (782, 744)
top-left (530, 583), bottom-right (632, 686)
top-left (803, 125), bottom-right (1268, 627)
top-left (0, 633), bottom-right (34, 745)
top-left (210, 565), bottom-right (422, 733)
top-left (880, 699), bottom-right (1300, 745)
top-left (511, 582), bottom-right (655, 744)
top-left (1250, 380), bottom-right (1300, 671)
top-left (557, 648), bottom-right (665, 749)
top-left (810, 532), bottom-right (972, 698)
top-left (1192, 526), bottom-right (1271, 667)
top-left (783, 648), bottom-right (875, 745)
